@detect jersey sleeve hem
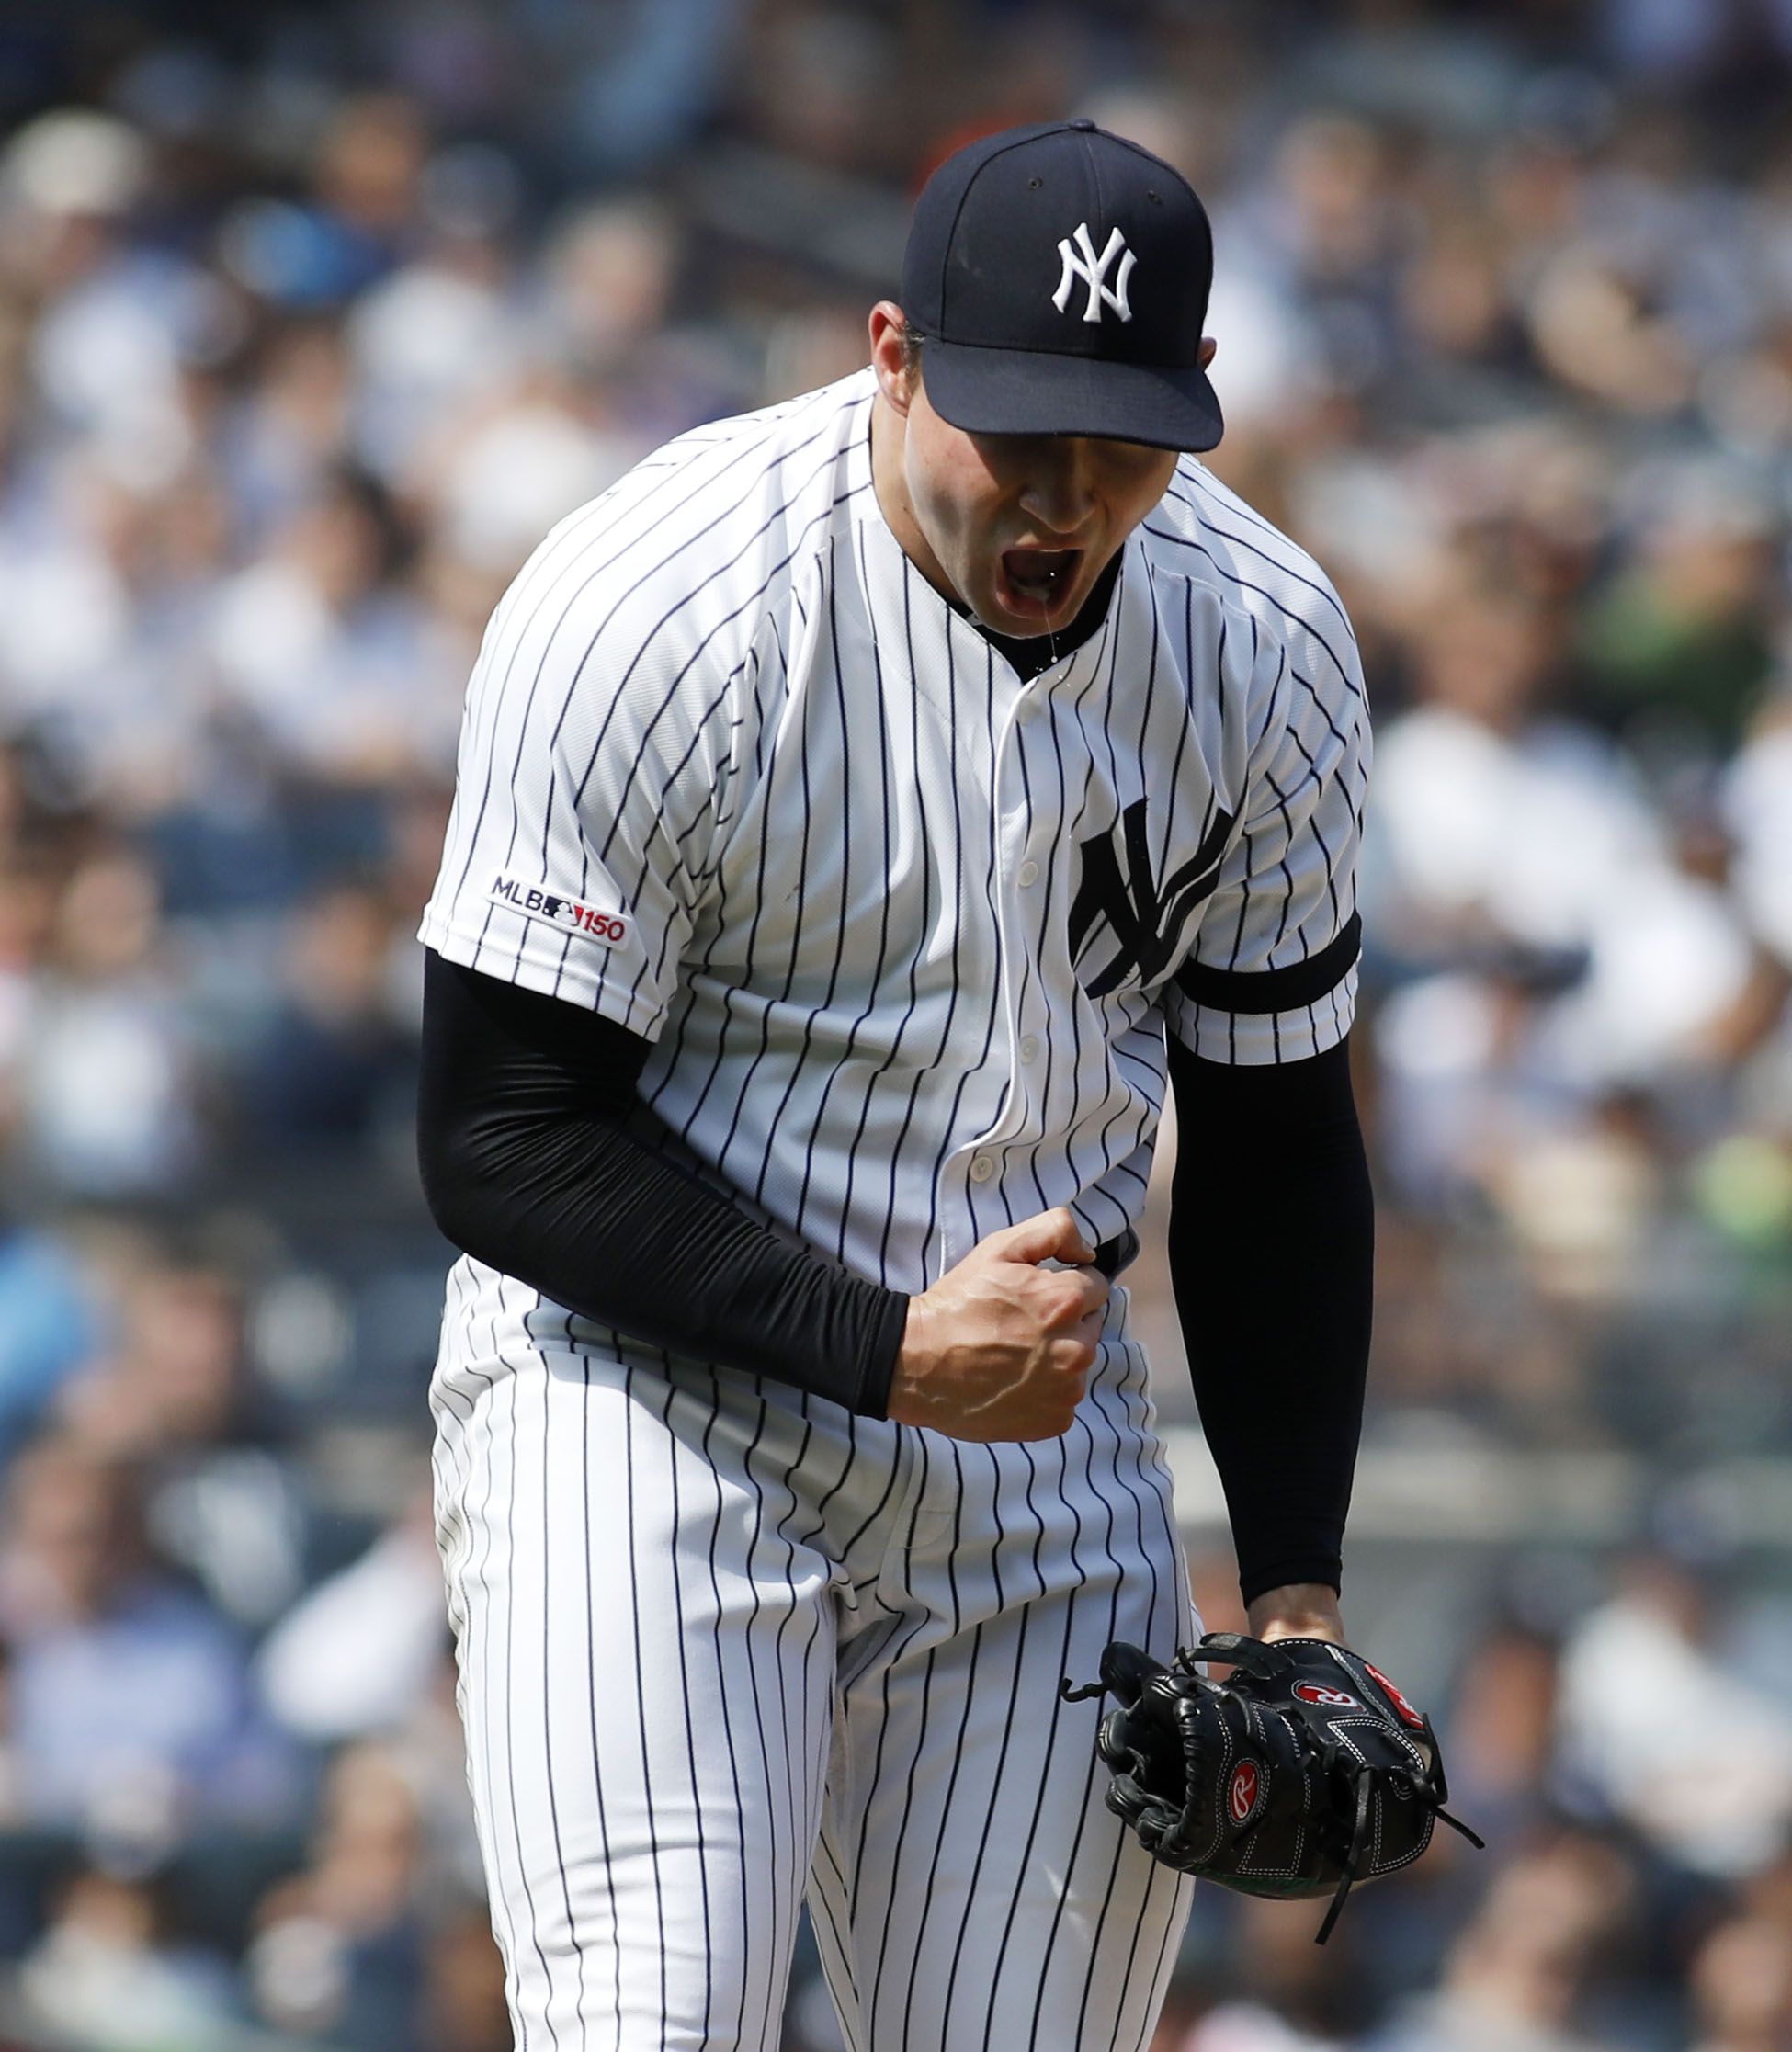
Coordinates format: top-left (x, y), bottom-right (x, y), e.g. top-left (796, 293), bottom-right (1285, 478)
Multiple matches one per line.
top-left (1166, 964), bottom-right (1356, 1066)
top-left (417, 913), bottom-right (669, 1042)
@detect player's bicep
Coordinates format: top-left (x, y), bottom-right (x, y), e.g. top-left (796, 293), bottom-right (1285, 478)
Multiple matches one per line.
top-left (421, 551), bottom-right (734, 1041)
top-left (1166, 641), bottom-right (1369, 1065)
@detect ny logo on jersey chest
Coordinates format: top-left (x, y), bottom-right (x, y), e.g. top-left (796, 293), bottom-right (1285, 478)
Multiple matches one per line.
top-left (1068, 799), bottom-right (1235, 998)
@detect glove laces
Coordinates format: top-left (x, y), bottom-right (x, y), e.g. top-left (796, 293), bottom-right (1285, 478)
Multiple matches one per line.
top-left (1312, 1748), bottom-right (1485, 1945)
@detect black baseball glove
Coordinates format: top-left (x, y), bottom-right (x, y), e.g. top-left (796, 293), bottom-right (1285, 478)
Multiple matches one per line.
top-left (1062, 1632), bottom-right (1481, 1943)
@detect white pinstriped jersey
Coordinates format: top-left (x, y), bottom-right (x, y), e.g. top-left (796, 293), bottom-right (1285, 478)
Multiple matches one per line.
top-left (420, 368), bottom-right (1368, 1302)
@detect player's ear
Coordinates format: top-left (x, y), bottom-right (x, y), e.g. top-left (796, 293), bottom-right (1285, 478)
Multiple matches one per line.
top-left (1198, 335), bottom-right (1217, 371)
top-left (869, 300), bottom-right (918, 417)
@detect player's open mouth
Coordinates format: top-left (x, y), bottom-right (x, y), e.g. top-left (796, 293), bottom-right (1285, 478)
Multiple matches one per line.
top-left (999, 546), bottom-right (1082, 620)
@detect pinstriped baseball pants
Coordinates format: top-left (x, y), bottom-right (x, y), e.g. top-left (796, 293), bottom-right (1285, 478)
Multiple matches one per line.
top-left (430, 1261), bottom-right (1196, 2052)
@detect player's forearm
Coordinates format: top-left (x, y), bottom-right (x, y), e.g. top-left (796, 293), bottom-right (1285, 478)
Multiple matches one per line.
top-left (416, 950), bottom-right (909, 1414)
top-left (1164, 1035), bottom-right (1373, 1605)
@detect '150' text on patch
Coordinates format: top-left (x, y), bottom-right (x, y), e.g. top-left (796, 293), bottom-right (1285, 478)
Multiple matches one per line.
top-left (488, 872), bottom-right (630, 947)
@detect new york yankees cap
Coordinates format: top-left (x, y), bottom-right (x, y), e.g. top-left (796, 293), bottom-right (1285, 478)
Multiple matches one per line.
top-left (899, 119), bottom-right (1223, 453)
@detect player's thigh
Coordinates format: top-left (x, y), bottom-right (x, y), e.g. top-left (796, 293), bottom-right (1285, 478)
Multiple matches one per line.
top-left (435, 1303), bottom-right (841, 2052)
top-left (813, 1341), bottom-right (1195, 2052)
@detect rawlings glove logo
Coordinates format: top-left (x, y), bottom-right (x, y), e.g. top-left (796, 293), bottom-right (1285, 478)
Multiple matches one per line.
top-left (1293, 1682), bottom-right (1361, 1709)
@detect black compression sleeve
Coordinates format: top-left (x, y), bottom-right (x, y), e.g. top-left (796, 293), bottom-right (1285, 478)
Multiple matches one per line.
top-left (415, 950), bottom-right (910, 1415)
top-left (1164, 1034), bottom-right (1373, 1606)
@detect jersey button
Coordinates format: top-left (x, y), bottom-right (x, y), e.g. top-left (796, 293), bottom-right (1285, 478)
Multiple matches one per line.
top-left (970, 1154), bottom-right (996, 1183)
top-left (1016, 858), bottom-right (1039, 888)
top-left (1016, 696), bottom-right (1039, 723)
top-left (1019, 1036), bottom-right (1039, 1064)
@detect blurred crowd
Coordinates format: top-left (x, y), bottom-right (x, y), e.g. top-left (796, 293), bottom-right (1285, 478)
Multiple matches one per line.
top-left (0, 1), bottom-right (1788, 2047)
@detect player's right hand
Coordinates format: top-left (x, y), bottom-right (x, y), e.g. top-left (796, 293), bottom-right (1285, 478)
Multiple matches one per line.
top-left (886, 1208), bottom-right (1109, 1443)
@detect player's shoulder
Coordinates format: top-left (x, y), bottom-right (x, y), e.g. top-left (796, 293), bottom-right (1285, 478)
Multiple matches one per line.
top-left (1141, 459), bottom-right (1363, 699)
top-left (497, 371), bottom-right (872, 647)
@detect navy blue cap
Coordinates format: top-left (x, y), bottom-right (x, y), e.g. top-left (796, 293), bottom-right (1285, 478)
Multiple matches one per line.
top-left (899, 119), bottom-right (1223, 453)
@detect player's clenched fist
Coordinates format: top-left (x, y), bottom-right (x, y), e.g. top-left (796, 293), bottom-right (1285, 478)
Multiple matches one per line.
top-left (886, 1208), bottom-right (1109, 1442)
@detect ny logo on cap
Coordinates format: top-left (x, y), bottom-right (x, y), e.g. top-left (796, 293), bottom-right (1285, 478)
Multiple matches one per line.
top-left (1051, 222), bottom-right (1136, 324)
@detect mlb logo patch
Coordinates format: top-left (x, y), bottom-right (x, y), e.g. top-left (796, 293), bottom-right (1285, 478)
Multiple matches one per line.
top-left (489, 871), bottom-right (631, 947)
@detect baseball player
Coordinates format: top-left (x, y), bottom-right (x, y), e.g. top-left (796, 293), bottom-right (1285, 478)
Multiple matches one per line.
top-left (417, 120), bottom-right (1373, 2050)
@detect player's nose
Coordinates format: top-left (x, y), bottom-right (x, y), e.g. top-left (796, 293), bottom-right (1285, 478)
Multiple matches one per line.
top-left (1016, 440), bottom-right (1098, 536)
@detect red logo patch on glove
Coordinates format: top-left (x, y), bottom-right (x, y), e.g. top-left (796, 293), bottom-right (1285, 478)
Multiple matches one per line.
top-left (1228, 1759), bottom-right (1263, 1825)
top-left (1293, 1682), bottom-right (1361, 1710)
top-left (1363, 1662), bottom-right (1426, 1730)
